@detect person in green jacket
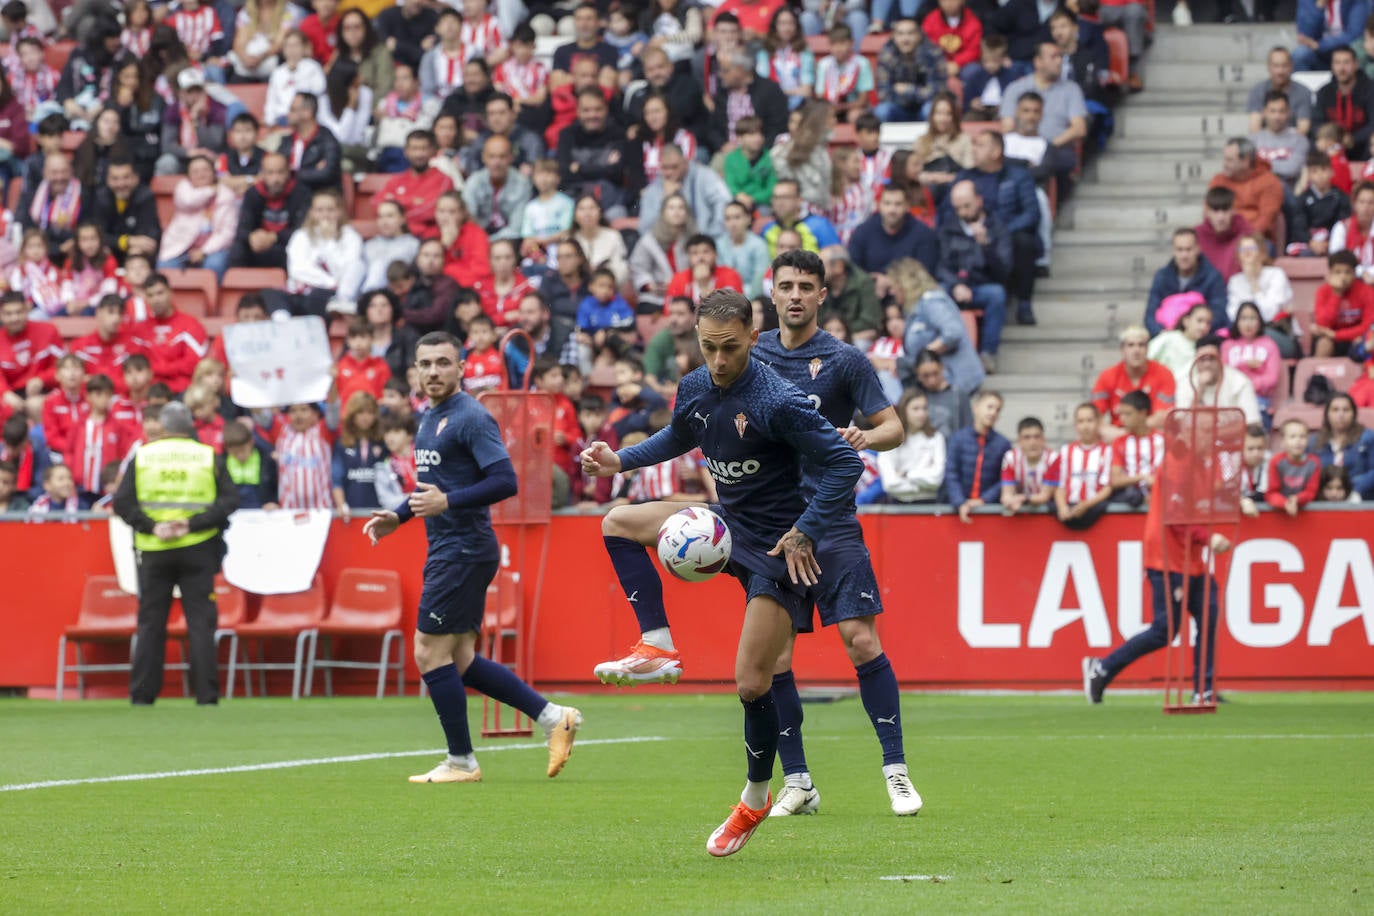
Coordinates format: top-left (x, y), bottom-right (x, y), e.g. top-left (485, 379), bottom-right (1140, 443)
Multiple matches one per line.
top-left (722, 116), bottom-right (776, 213)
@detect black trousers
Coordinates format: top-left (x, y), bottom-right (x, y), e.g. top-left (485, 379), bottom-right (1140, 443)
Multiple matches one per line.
top-left (131, 537), bottom-right (223, 704)
top-left (1010, 229), bottom-right (1039, 303)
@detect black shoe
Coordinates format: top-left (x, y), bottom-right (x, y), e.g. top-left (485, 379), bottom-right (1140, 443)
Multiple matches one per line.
top-left (1081, 657), bottom-right (1107, 704)
top-left (1191, 691), bottom-right (1227, 705)
top-left (1016, 304), bottom-right (1037, 326)
top-left (197, 699), bottom-right (219, 706)
top-left (130, 699), bottom-right (154, 706)
top-left (1034, 265), bottom-right (1051, 279)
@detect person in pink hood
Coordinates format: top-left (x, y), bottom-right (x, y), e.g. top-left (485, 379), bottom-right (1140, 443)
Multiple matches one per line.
top-left (155, 155), bottom-right (238, 281)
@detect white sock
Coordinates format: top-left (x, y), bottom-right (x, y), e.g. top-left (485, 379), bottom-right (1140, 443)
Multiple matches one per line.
top-left (536, 703), bottom-right (563, 732)
top-left (741, 779), bottom-right (770, 810)
top-left (446, 753), bottom-right (478, 771)
top-left (784, 771), bottom-right (813, 789)
top-left (640, 627), bottom-right (675, 651)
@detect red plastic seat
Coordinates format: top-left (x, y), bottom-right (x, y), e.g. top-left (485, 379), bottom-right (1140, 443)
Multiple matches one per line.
top-left (217, 267), bottom-right (287, 316)
top-left (233, 575), bottom-right (328, 699)
top-left (53, 317), bottom-right (96, 340)
top-left (351, 173), bottom-right (391, 220)
top-left (45, 41), bottom-right (76, 72)
top-left (150, 174), bottom-right (179, 226)
top-left (1268, 402), bottom-right (1324, 449)
top-left (481, 569), bottom-right (521, 660)
top-left (224, 83), bottom-right (269, 121)
top-left (1292, 357), bottom-right (1361, 398)
top-left (56, 576), bottom-right (139, 701)
top-left (1104, 28), bottom-right (1129, 87)
top-left (163, 267), bottom-right (218, 318)
top-left (306, 569), bottom-right (405, 698)
top-left (166, 576), bottom-right (247, 698)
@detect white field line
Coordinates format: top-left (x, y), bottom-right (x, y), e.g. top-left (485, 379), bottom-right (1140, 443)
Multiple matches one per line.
top-left (879, 875), bottom-right (953, 882)
top-left (804, 733), bottom-right (1374, 742)
top-left (0, 736), bottom-right (667, 793)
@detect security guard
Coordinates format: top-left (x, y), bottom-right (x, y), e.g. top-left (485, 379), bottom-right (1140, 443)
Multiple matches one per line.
top-left (113, 403), bottom-right (238, 705)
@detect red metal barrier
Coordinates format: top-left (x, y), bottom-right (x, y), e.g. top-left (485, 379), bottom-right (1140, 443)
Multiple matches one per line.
top-left (3, 510), bottom-right (1372, 692)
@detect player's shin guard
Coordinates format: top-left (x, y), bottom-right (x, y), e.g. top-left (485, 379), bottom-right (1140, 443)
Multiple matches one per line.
top-left (856, 653), bottom-right (905, 766)
top-left (741, 690), bottom-right (779, 784)
top-left (603, 536), bottom-right (669, 632)
top-left (422, 664), bottom-right (474, 757)
top-left (462, 655), bottom-right (546, 719)
top-left (771, 671), bottom-right (809, 777)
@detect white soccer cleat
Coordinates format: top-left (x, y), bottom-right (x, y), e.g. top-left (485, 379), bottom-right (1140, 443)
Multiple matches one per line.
top-left (768, 782), bottom-right (820, 817)
top-left (408, 760), bottom-right (482, 784)
top-left (884, 765), bottom-right (923, 816)
top-left (593, 640), bottom-right (683, 686)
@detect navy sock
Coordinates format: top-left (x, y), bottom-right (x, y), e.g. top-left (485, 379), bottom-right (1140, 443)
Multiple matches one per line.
top-left (771, 671), bottom-right (808, 778)
top-left (421, 664), bottom-right (472, 757)
top-left (461, 655), bottom-right (547, 720)
top-left (741, 690), bottom-right (778, 784)
top-left (856, 653), bottom-right (905, 766)
top-left (603, 535), bottom-right (668, 633)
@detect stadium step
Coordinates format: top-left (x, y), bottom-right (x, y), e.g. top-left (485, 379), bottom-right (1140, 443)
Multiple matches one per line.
top-left (1112, 109), bottom-right (1247, 140)
top-left (1131, 64), bottom-right (1267, 95)
top-left (1138, 23), bottom-right (1295, 63)
top-left (995, 340), bottom-right (1122, 377)
top-left (1069, 180), bottom-right (1217, 202)
top-left (1088, 156), bottom-right (1223, 185)
top-left (1058, 201), bottom-right (1208, 231)
top-left (1048, 243), bottom-right (1173, 276)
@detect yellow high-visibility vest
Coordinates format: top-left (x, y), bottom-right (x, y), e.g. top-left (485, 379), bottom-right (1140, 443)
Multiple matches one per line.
top-left (133, 438), bottom-right (218, 552)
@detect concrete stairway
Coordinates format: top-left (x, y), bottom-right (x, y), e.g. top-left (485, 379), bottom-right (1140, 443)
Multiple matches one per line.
top-left (1002, 22), bottom-right (1292, 442)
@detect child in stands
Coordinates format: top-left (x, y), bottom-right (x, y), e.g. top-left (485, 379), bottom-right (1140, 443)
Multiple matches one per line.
top-left (1054, 402), bottom-right (1113, 529)
top-left (1265, 418), bottom-right (1321, 516)
top-left (1000, 415), bottom-right (1056, 515)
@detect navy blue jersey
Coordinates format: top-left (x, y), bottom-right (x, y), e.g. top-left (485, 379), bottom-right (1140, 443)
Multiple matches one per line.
top-left (409, 392), bottom-right (508, 561)
top-left (618, 358), bottom-right (864, 554)
top-left (753, 328), bottom-right (891, 499)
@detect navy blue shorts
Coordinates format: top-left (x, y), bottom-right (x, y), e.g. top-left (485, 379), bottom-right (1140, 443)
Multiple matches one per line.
top-left (709, 503), bottom-right (810, 632)
top-left (416, 558), bottom-right (499, 635)
top-left (811, 517), bottom-right (883, 628)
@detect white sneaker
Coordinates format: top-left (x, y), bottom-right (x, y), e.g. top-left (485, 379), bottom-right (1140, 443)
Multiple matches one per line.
top-left (884, 765), bottom-right (923, 816)
top-left (1172, 2), bottom-right (1193, 25)
top-left (768, 782), bottom-right (820, 817)
top-left (408, 759), bottom-right (482, 783)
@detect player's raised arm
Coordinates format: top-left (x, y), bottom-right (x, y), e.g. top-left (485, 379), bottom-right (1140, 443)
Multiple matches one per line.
top-left (593, 372), bottom-right (705, 475)
top-left (774, 392), bottom-right (866, 546)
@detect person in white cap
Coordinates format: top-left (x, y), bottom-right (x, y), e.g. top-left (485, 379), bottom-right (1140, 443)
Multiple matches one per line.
top-left (156, 68), bottom-right (229, 176)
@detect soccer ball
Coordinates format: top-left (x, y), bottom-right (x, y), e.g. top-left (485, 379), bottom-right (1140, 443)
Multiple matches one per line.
top-left (656, 507), bottom-right (732, 582)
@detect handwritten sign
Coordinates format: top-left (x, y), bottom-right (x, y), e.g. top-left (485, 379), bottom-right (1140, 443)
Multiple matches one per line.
top-left (224, 316), bottom-right (334, 408)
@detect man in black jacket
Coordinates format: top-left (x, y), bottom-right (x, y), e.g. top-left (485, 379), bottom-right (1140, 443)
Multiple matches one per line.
top-left (91, 158), bottom-right (160, 263)
top-left (375, 0), bottom-right (438, 70)
top-left (556, 87), bottom-right (641, 217)
top-left (704, 50), bottom-right (789, 155)
top-left (276, 93), bottom-right (341, 193)
top-left (937, 180), bottom-right (1011, 373)
top-left (1313, 46), bottom-right (1374, 155)
top-left (228, 153), bottom-right (310, 270)
top-left (625, 48), bottom-right (704, 137)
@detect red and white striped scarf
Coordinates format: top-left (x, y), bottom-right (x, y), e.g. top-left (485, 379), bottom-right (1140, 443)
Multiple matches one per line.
top-left (820, 55), bottom-right (861, 103)
top-left (14, 65), bottom-right (59, 113)
top-left (120, 27), bottom-right (152, 58)
top-left (829, 181), bottom-right (872, 244)
top-left (16, 258), bottom-right (64, 317)
top-left (766, 48), bottom-right (804, 94)
top-left (378, 91), bottom-right (424, 120)
top-left (494, 58), bottom-right (547, 100)
top-left (460, 14), bottom-right (503, 63)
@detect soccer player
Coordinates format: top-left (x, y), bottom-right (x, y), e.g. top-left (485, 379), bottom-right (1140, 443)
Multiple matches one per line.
top-left (582, 289), bottom-right (866, 857)
top-left (363, 332), bottom-right (581, 784)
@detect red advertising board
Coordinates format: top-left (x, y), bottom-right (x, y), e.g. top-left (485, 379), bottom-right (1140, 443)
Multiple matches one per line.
top-left (3, 510), bottom-right (1371, 691)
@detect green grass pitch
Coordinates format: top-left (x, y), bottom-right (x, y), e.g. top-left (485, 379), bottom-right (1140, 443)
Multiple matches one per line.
top-left (2, 692), bottom-right (1371, 914)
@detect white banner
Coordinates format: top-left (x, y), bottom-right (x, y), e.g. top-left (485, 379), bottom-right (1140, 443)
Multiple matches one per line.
top-left (224, 316), bottom-right (334, 408)
top-left (109, 509), bottom-right (330, 596)
top-left (221, 509), bottom-right (332, 595)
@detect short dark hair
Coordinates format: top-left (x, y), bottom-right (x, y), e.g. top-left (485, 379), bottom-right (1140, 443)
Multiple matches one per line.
top-left (1, 1), bottom-right (28, 23)
top-left (714, 10), bottom-right (739, 27)
top-left (0, 290), bottom-right (25, 309)
top-left (486, 91), bottom-right (513, 110)
top-left (697, 289), bottom-right (752, 326)
top-left (1017, 416), bottom-right (1044, 434)
top-left (685, 233), bottom-right (716, 252)
top-left (590, 266), bottom-right (618, 285)
top-left (292, 91), bottom-right (319, 117)
top-left (231, 111), bottom-right (260, 131)
top-left (1120, 390), bottom-right (1152, 413)
top-left (380, 414), bottom-right (418, 437)
top-left (436, 6), bottom-right (460, 22)
top-left (532, 355), bottom-right (561, 379)
top-left (0, 458), bottom-right (18, 477)
top-left (346, 316), bottom-right (372, 338)
top-left (1204, 186), bottom-right (1235, 211)
top-left (1075, 401), bottom-right (1100, 418)
top-left (1017, 91), bottom-right (1044, 108)
top-left (579, 394), bottom-right (606, 413)
top-left (96, 294), bottom-right (124, 312)
top-left (1048, 7), bottom-right (1076, 25)
top-left (123, 353), bottom-right (151, 373)
top-left (828, 22), bottom-right (852, 41)
top-left (854, 112), bottom-right (881, 134)
top-left (1307, 150), bottom-right (1333, 169)
top-left (771, 248), bottom-right (825, 283)
top-left (406, 128), bottom-right (436, 147)
top-left (415, 330), bottom-right (464, 352)
top-left (1333, 45), bottom-right (1357, 61)
top-left (467, 313), bottom-right (495, 332)
top-left (144, 273), bottom-right (170, 291)
top-left (614, 354), bottom-right (645, 376)
top-left (1244, 422), bottom-right (1267, 440)
top-left (576, 85), bottom-right (608, 106)
top-left (37, 112), bottom-right (68, 136)
top-left (1196, 333), bottom-right (1223, 351)
top-left (147, 382), bottom-right (174, 401)
top-left (237, 292), bottom-right (268, 314)
top-left (512, 22), bottom-right (536, 43)
top-left (106, 156), bottom-right (136, 173)
top-left (222, 421), bottom-right (252, 448)
top-left (85, 374), bottom-right (115, 395)
top-left (1330, 249), bottom-right (1359, 269)
top-left (1263, 89), bottom-right (1290, 107)
top-left (734, 115), bottom-right (763, 136)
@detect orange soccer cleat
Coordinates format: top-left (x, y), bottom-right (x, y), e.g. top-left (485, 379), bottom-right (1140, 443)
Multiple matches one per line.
top-left (706, 794), bottom-right (772, 858)
top-left (593, 641), bottom-right (683, 686)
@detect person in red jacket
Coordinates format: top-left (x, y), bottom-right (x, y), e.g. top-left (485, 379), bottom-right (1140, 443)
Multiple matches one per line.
top-left (379, 130), bottom-right (455, 240)
top-left (1352, 337), bottom-right (1374, 406)
top-left (336, 317), bottom-right (390, 410)
top-left (923, 0), bottom-right (983, 77)
top-left (299, 0), bottom-right (340, 63)
top-left (134, 273), bottom-right (208, 393)
top-left (544, 56), bottom-right (611, 151)
top-left (1082, 430), bottom-right (1234, 704)
top-left (1313, 250), bottom-right (1374, 357)
top-left (435, 191), bottom-right (493, 290)
top-left (664, 235), bottom-right (746, 309)
top-left (71, 295), bottom-right (150, 395)
top-left (533, 356), bottom-right (584, 479)
top-left (461, 314), bottom-right (507, 394)
top-left (0, 290), bottom-right (66, 413)
top-left (40, 354), bottom-right (86, 460)
top-left (66, 373), bottom-right (137, 496)
top-left (1265, 419), bottom-right (1322, 516)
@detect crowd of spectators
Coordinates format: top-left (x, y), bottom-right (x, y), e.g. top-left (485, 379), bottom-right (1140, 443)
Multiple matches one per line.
top-left (0, 0), bottom-right (1370, 522)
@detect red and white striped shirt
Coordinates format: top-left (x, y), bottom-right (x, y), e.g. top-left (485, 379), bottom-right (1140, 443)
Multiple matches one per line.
top-left (493, 58), bottom-right (548, 102)
top-left (460, 14), bottom-right (504, 64)
top-left (13, 64), bottom-right (60, 118)
top-left (433, 48), bottom-right (466, 98)
top-left (868, 336), bottom-right (903, 361)
top-left (68, 412), bottom-right (136, 493)
top-left (829, 181), bottom-right (872, 244)
top-left (120, 27), bottom-right (152, 59)
top-left (1000, 446), bottom-right (1053, 497)
top-left (1110, 432), bottom-right (1165, 491)
top-left (625, 449), bottom-right (707, 503)
top-left (1054, 441), bottom-right (1110, 504)
top-left (167, 6), bottom-right (224, 58)
top-left (642, 131), bottom-right (697, 185)
top-left (276, 422), bottom-right (333, 509)
top-left (860, 148), bottom-right (892, 199)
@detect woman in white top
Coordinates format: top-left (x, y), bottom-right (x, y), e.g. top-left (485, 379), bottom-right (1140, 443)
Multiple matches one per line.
top-left (570, 193), bottom-right (628, 287)
top-left (877, 389), bottom-right (946, 503)
top-left (317, 58), bottom-right (373, 173)
top-left (264, 29), bottom-right (325, 127)
top-left (275, 188), bottom-right (365, 317)
top-left (362, 200), bottom-right (420, 293)
top-left (629, 193), bottom-right (695, 312)
top-left (230, 0), bottom-right (300, 82)
top-left (1225, 231), bottom-right (1298, 356)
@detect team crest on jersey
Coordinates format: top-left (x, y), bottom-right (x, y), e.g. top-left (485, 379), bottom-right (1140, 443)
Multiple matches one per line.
top-left (808, 357), bottom-right (823, 379)
top-left (436, 418), bottom-right (448, 435)
top-left (734, 412), bottom-right (749, 438)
